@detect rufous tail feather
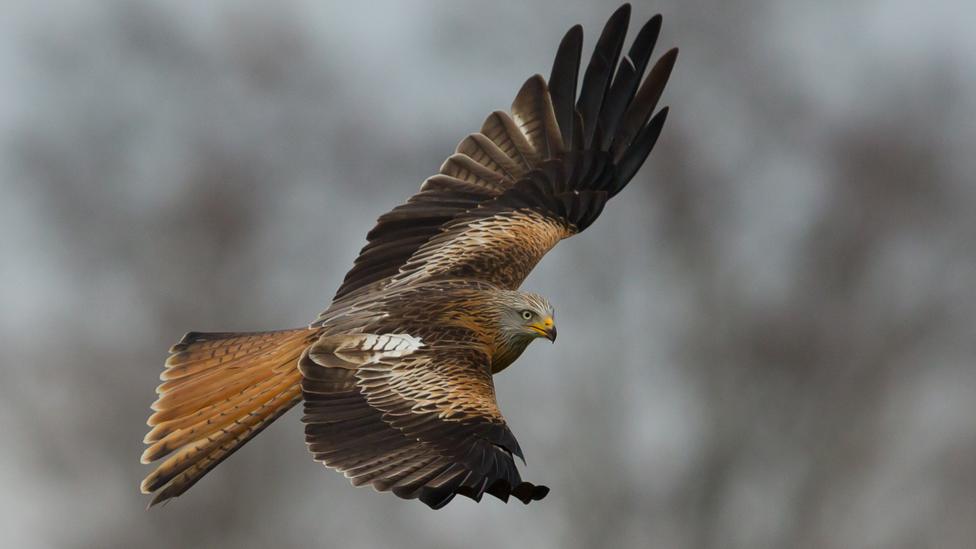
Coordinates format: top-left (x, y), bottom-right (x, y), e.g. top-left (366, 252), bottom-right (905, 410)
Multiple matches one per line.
top-left (140, 328), bottom-right (316, 506)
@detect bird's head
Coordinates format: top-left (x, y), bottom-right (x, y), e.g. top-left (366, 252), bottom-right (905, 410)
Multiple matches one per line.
top-left (497, 291), bottom-right (556, 343)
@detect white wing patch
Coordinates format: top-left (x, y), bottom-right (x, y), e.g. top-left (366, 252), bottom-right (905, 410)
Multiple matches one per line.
top-left (344, 333), bottom-right (423, 357)
top-left (307, 333), bottom-right (424, 370)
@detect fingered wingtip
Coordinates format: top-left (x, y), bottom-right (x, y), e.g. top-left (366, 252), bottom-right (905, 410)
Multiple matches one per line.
top-left (513, 446), bottom-right (526, 465)
top-left (608, 3), bottom-right (633, 29)
top-left (145, 492), bottom-right (169, 510)
top-left (511, 482), bottom-right (551, 504)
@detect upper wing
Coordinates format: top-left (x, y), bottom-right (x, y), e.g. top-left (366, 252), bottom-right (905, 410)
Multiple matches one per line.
top-left (330, 5), bottom-right (677, 301)
top-left (299, 333), bottom-right (548, 508)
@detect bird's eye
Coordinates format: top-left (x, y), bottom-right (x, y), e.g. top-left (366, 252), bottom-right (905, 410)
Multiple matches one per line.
top-left (521, 310), bottom-right (533, 320)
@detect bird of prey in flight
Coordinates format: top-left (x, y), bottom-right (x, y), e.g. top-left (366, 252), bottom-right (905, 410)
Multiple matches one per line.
top-left (141, 4), bottom-right (677, 509)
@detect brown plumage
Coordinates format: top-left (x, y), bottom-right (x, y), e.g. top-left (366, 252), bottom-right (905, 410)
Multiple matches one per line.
top-left (142, 4), bottom-right (677, 509)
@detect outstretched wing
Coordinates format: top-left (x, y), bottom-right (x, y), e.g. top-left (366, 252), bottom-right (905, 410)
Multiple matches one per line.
top-left (299, 333), bottom-right (548, 508)
top-left (331, 5), bottom-right (677, 301)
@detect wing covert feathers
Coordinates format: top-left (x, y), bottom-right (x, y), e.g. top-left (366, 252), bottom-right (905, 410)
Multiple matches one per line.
top-left (301, 334), bottom-right (548, 508)
top-left (331, 4), bottom-right (676, 300)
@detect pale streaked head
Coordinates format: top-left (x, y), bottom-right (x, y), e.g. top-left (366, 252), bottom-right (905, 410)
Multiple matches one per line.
top-left (495, 291), bottom-right (557, 343)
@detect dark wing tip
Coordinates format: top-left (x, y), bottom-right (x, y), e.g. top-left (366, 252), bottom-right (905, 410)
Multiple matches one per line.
top-left (610, 45), bottom-right (678, 163)
top-left (576, 3), bottom-right (634, 148)
top-left (612, 3), bottom-right (632, 19)
top-left (485, 480), bottom-right (511, 503)
top-left (531, 484), bottom-right (550, 501)
top-left (511, 482), bottom-right (551, 504)
top-left (553, 24), bottom-right (584, 70)
top-left (604, 5), bottom-right (633, 44)
top-left (564, 23), bottom-right (584, 41)
top-left (661, 46), bottom-right (680, 70)
top-left (653, 48), bottom-right (680, 92)
top-left (550, 24), bottom-right (585, 147)
top-left (420, 487), bottom-right (458, 510)
top-left (628, 14), bottom-right (663, 76)
top-left (616, 106), bottom-right (670, 189)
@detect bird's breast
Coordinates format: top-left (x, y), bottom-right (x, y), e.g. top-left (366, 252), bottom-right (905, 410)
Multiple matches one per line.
top-left (490, 337), bottom-right (533, 374)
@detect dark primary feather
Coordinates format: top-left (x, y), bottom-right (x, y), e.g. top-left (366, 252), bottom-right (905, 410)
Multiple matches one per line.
top-left (618, 106), bottom-right (670, 188)
top-left (611, 46), bottom-right (678, 163)
top-left (548, 24), bottom-right (583, 147)
top-left (575, 3), bottom-right (632, 150)
top-left (628, 14), bottom-right (663, 80)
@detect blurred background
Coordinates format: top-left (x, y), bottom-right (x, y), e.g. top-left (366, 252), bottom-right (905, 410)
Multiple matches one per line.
top-left (2, 1), bottom-right (974, 548)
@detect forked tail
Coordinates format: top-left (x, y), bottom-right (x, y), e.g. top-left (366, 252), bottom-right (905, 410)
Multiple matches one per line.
top-left (140, 328), bottom-right (316, 506)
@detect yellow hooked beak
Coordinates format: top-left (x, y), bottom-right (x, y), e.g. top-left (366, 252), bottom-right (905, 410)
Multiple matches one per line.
top-left (529, 316), bottom-right (557, 342)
